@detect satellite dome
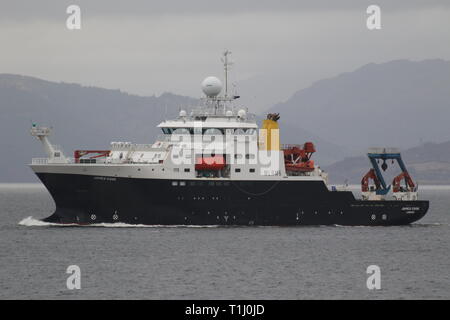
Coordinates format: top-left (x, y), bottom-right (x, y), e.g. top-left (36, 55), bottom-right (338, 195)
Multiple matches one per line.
top-left (201, 76), bottom-right (222, 97)
top-left (237, 109), bottom-right (246, 119)
top-left (225, 110), bottom-right (233, 117)
top-left (179, 110), bottom-right (187, 117)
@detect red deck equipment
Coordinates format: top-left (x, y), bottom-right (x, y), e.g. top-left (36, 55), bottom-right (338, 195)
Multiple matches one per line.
top-left (283, 142), bottom-right (316, 172)
top-left (74, 150), bottom-right (110, 163)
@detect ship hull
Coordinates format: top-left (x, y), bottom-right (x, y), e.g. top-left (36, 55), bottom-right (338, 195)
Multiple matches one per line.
top-left (35, 172), bottom-right (429, 226)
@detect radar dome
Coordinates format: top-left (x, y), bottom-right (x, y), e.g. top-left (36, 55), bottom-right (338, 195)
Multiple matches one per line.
top-left (179, 110), bottom-right (187, 117)
top-left (237, 109), bottom-right (246, 119)
top-left (201, 76), bottom-right (222, 97)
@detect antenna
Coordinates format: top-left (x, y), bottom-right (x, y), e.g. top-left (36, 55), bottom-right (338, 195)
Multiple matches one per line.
top-left (164, 102), bottom-right (167, 121)
top-left (221, 49), bottom-right (233, 97)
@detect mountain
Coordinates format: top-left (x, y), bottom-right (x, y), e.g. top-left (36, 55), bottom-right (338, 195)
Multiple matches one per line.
top-left (324, 141), bottom-right (450, 185)
top-left (0, 74), bottom-right (198, 182)
top-left (3, 58), bottom-right (449, 182)
top-left (270, 59), bottom-right (450, 154)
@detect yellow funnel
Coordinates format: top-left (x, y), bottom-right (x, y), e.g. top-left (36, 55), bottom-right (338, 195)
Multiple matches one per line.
top-left (260, 119), bottom-right (280, 150)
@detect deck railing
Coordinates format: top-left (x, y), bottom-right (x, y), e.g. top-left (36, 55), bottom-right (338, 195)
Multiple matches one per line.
top-left (31, 158), bottom-right (49, 164)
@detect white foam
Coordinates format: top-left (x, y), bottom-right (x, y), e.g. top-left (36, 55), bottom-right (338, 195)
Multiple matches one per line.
top-left (410, 222), bottom-right (448, 227)
top-left (91, 223), bottom-right (219, 228)
top-left (18, 216), bottom-right (219, 228)
top-left (18, 216), bottom-right (60, 227)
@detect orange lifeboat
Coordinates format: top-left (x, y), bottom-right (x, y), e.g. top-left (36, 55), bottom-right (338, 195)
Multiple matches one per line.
top-left (195, 155), bottom-right (226, 171)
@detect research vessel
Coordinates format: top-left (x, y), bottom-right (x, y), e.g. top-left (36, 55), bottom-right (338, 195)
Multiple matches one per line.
top-left (29, 52), bottom-right (429, 225)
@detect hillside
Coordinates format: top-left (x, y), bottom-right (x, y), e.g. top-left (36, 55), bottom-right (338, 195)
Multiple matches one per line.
top-left (3, 59), bottom-right (449, 183)
top-left (271, 59), bottom-right (450, 153)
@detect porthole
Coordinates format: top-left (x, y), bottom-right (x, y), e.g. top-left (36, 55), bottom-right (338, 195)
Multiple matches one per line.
top-left (382, 214), bottom-right (387, 220)
top-left (371, 214), bottom-right (376, 220)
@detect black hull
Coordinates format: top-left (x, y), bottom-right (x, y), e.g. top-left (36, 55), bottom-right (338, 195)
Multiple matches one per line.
top-left (36, 173), bottom-right (429, 226)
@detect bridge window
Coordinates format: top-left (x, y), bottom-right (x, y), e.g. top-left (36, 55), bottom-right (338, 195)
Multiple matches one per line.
top-left (172, 128), bottom-right (191, 135)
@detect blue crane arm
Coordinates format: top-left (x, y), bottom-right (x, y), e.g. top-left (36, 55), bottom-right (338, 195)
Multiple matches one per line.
top-left (367, 152), bottom-right (407, 195)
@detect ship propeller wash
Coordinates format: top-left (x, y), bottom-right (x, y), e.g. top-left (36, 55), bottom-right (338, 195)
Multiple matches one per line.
top-left (30, 52), bottom-right (429, 226)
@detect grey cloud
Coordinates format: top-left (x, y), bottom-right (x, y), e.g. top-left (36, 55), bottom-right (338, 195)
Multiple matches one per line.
top-left (0, 0), bottom-right (449, 114)
top-left (1, 0), bottom-right (450, 22)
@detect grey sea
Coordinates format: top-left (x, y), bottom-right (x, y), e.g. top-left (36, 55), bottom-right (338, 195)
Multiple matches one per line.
top-left (0, 183), bottom-right (449, 299)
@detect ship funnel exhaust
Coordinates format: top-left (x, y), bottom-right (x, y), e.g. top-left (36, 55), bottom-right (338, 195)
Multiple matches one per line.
top-left (259, 113), bottom-right (280, 151)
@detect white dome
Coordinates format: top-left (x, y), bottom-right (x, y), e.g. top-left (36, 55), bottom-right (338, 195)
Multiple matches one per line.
top-left (179, 110), bottom-right (187, 117)
top-left (201, 76), bottom-right (222, 97)
top-left (225, 110), bottom-right (233, 117)
top-left (237, 109), bottom-right (246, 119)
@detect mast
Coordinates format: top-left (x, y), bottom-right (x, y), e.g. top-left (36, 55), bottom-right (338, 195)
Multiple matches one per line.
top-left (221, 49), bottom-right (232, 98)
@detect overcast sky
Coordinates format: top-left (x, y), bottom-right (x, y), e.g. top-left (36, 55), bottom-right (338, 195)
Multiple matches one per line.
top-left (1, 0), bottom-right (450, 111)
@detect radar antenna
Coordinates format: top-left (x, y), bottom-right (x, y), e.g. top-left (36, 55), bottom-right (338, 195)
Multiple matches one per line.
top-left (221, 49), bottom-right (233, 97)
